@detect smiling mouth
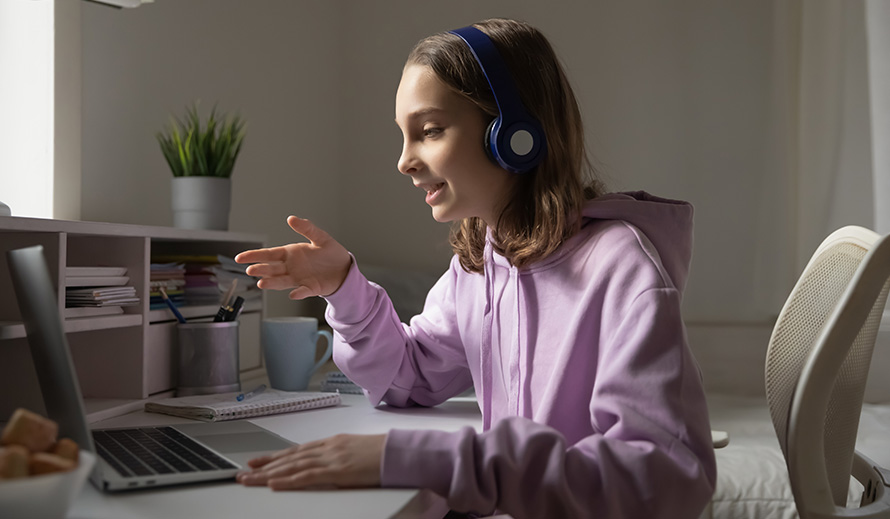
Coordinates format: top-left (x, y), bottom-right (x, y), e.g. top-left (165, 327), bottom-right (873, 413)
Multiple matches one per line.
top-left (424, 183), bottom-right (445, 195)
top-left (422, 182), bottom-right (445, 204)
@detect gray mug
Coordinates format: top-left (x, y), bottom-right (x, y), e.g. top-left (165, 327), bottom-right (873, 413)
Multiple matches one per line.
top-left (262, 317), bottom-right (333, 391)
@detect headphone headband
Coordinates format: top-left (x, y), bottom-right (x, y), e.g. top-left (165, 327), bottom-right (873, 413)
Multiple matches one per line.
top-left (449, 26), bottom-right (546, 173)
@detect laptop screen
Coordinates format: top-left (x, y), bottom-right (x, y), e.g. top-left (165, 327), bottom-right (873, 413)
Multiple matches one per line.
top-left (7, 245), bottom-right (96, 453)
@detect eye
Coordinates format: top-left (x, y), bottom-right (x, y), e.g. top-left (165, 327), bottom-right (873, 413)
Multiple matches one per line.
top-left (422, 126), bottom-right (443, 138)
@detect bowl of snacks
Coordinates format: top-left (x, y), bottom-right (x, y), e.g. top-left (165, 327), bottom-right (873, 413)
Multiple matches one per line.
top-left (0, 408), bottom-right (95, 519)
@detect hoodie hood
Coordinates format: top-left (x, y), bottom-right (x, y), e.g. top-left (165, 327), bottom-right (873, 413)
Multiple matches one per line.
top-left (581, 191), bottom-right (694, 294)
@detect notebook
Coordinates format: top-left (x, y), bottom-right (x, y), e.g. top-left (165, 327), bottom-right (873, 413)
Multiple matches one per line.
top-left (6, 245), bottom-right (295, 492)
top-left (146, 390), bottom-right (341, 422)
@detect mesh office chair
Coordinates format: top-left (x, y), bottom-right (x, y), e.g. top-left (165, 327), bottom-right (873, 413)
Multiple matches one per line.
top-left (765, 225), bottom-right (890, 518)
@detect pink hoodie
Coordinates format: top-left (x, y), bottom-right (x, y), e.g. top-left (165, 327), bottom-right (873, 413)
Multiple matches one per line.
top-left (324, 192), bottom-right (716, 518)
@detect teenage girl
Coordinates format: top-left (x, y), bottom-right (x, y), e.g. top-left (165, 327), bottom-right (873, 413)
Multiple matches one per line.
top-left (234, 18), bottom-right (716, 519)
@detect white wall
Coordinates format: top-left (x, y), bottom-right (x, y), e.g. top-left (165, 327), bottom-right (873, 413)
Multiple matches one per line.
top-left (81, 0), bottom-right (345, 318)
top-left (332, 1), bottom-right (797, 327)
top-left (82, 0), bottom-right (808, 395)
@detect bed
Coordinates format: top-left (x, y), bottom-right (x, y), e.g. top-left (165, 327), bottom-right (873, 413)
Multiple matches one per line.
top-left (702, 393), bottom-right (890, 519)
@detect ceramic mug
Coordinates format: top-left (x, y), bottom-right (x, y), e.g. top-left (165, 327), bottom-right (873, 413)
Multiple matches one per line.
top-left (262, 317), bottom-right (333, 391)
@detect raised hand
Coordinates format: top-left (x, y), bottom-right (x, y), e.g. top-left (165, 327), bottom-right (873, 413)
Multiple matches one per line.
top-left (234, 216), bottom-right (352, 300)
top-left (236, 433), bottom-right (386, 490)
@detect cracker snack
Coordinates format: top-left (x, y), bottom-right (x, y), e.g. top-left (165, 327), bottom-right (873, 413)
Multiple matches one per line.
top-left (0, 445), bottom-right (29, 479)
top-left (0, 408), bottom-right (80, 479)
top-left (1, 408), bottom-right (58, 453)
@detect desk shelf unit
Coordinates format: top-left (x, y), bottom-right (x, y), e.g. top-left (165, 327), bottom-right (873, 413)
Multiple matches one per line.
top-left (0, 216), bottom-right (266, 421)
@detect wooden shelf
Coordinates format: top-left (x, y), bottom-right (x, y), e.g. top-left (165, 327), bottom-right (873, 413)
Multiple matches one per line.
top-left (0, 217), bottom-right (266, 419)
top-left (0, 313), bottom-right (143, 340)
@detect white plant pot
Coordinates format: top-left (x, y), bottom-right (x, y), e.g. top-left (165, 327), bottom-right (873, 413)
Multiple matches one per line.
top-left (171, 177), bottom-right (231, 231)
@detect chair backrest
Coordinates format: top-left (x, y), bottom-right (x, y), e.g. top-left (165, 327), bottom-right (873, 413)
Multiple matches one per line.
top-left (765, 226), bottom-right (890, 518)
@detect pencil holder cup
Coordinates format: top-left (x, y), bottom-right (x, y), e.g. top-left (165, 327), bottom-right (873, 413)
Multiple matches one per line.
top-left (176, 321), bottom-right (241, 396)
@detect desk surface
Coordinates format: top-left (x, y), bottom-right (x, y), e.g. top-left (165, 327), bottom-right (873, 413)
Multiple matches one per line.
top-left (70, 394), bottom-right (482, 519)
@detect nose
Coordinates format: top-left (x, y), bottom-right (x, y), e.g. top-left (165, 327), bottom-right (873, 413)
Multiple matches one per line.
top-left (398, 140), bottom-right (420, 176)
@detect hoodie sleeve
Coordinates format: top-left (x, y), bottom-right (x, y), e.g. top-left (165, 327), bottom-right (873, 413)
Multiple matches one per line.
top-left (381, 287), bottom-right (716, 519)
top-left (323, 255), bottom-right (472, 407)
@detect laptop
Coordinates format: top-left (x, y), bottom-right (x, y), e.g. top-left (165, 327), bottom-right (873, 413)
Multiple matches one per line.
top-left (6, 245), bottom-right (294, 491)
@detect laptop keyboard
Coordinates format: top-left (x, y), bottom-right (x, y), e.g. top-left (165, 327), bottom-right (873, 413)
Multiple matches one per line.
top-left (93, 427), bottom-right (237, 478)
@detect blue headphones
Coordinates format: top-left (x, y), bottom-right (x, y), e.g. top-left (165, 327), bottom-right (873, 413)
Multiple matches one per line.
top-left (449, 26), bottom-right (547, 174)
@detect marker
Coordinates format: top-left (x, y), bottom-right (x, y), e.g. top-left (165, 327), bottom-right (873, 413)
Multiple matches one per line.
top-left (213, 279), bottom-right (238, 322)
top-left (212, 304), bottom-right (231, 323)
top-left (224, 296), bottom-right (244, 322)
top-left (159, 287), bottom-right (186, 324)
top-left (236, 384), bottom-right (266, 402)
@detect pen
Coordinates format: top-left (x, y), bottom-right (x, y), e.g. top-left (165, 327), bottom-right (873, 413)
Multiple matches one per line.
top-left (213, 279), bottom-right (238, 322)
top-left (224, 296), bottom-right (244, 322)
top-left (221, 279), bottom-right (237, 306)
top-left (159, 287), bottom-right (187, 324)
top-left (236, 384), bottom-right (266, 402)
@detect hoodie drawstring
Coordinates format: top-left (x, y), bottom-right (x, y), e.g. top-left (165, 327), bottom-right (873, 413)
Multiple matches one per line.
top-left (508, 267), bottom-right (522, 417)
top-left (480, 242), bottom-right (495, 431)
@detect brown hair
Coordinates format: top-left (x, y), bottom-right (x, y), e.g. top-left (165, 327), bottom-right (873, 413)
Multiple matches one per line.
top-left (407, 18), bottom-right (604, 273)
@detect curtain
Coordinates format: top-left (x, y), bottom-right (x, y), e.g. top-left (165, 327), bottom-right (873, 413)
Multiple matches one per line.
top-left (867, 0), bottom-right (890, 236)
top-left (795, 0), bottom-right (873, 272)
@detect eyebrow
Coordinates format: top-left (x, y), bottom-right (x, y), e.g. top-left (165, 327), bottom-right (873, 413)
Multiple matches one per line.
top-left (395, 107), bottom-right (447, 124)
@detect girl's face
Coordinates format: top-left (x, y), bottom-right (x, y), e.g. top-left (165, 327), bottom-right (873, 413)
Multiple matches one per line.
top-left (395, 64), bottom-right (515, 227)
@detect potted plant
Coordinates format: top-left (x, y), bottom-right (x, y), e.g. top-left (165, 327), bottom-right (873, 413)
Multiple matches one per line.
top-left (157, 102), bottom-right (246, 230)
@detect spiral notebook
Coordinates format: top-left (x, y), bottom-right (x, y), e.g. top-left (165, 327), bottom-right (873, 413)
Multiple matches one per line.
top-left (145, 390), bottom-right (341, 422)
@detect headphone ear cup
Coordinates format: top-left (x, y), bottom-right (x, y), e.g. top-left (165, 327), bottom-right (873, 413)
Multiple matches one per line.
top-left (483, 117), bottom-right (498, 164)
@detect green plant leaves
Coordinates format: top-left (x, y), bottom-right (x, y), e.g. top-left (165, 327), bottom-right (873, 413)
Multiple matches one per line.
top-left (156, 102), bottom-right (246, 178)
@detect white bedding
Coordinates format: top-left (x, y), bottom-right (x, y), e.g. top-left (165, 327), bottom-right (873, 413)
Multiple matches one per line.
top-left (701, 394), bottom-right (890, 519)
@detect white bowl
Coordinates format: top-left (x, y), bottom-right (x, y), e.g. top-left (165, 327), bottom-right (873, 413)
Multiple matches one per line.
top-left (0, 450), bottom-right (96, 519)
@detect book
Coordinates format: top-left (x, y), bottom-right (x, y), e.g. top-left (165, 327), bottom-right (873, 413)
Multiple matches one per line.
top-left (66, 285), bottom-right (140, 307)
top-left (66, 266), bottom-right (128, 277)
top-left (144, 390), bottom-right (341, 422)
top-left (63, 306), bottom-right (125, 319)
top-left (65, 275), bottom-right (130, 287)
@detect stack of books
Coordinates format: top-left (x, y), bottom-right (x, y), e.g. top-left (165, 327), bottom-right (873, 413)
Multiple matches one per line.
top-left (64, 266), bottom-right (140, 318)
top-left (151, 254), bottom-right (260, 306)
top-left (149, 263), bottom-right (186, 310)
top-left (150, 257), bottom-right (218, 307)
top-left (183, 264), bottom-right (219, 306)
top-left (205, 255), bottom-right (261, 303)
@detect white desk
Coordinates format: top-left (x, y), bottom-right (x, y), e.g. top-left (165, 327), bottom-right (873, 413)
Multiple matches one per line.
top-left (69, 394), bottom-right (483, 519)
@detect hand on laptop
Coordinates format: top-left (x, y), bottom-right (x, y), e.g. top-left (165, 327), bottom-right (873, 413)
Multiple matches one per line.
top-left (236, 433), bottom-right (385, 490)
top-left (234, 216), bottom-right (352, 300)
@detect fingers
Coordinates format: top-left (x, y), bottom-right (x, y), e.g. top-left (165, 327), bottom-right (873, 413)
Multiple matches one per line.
top-left (287, 216), bottom-right (332, 246)
top-left (246, 455), bottom-right (272, 469)
top-left (246, 444), bottom-right (301, 468)
top-left (236, 434), bottom-right (384, 490)
top-left (268, 468), bottom-right (335, 491)
top-left (244, 262), bottom-right (287, 278)
top-left (256, 276), bottom-right (305, 291)
top-left (239, 456), bottom-right (328, 487)
top-left (234, 247), bottom-right (287, 264)
top-left (251, 445), bottom-right (326, 475)
top-left (237, 444), bottom-right (327, 487)
top-left (289, 286), bottom-right (317, 300)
